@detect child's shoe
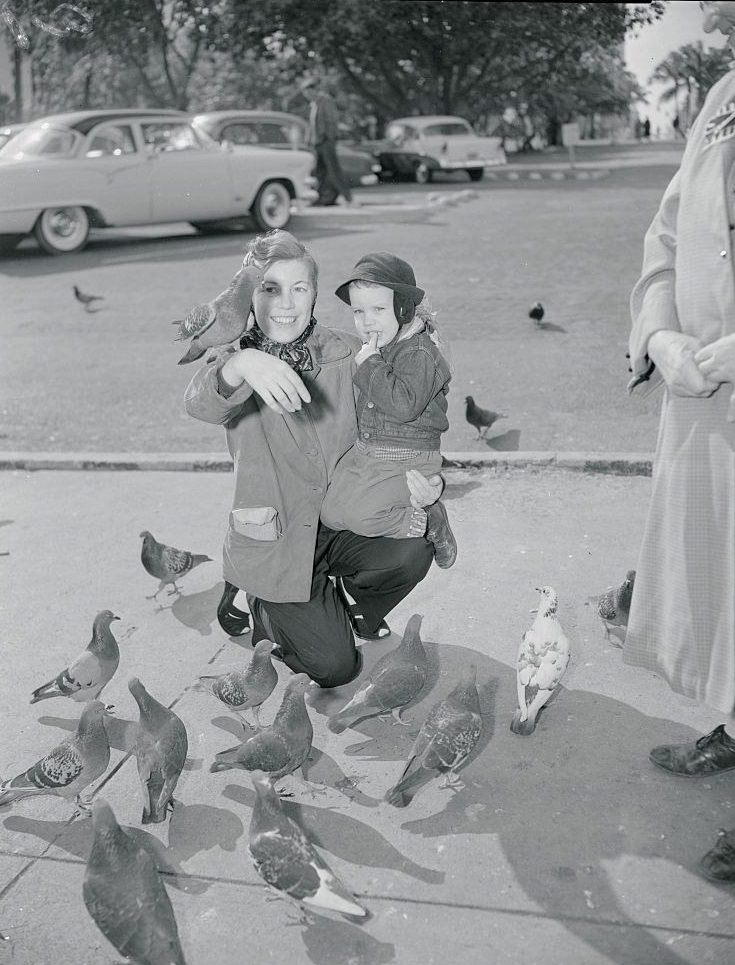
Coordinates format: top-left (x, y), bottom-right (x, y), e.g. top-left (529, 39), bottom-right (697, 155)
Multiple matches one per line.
top-left (426, 500), bottom-right (457, 568)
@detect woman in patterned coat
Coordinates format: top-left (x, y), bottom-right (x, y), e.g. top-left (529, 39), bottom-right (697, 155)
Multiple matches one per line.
top-left (626, 0), bottom-right (735, 882)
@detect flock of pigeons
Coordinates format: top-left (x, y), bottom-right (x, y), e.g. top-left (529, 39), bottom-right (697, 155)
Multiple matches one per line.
top-left (1, 515), bottom-right (636, 963)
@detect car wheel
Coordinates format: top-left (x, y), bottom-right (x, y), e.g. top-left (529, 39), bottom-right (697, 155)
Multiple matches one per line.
top-left (0, 234), bottom-right (23, 255)
top-left (414, 162), bottom-right (432, 185)
top-left (250, 181), bottom-right (292, 230)
top-left (468, 168), bottom-right (484, 182)
top-left (34, 206), bottom-right (90, 255)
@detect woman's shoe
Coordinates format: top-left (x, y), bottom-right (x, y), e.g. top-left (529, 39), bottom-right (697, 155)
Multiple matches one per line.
top-left (335, 578), bottom-right (390, 640)
top-left (217, 581), bottom-right (251, 636)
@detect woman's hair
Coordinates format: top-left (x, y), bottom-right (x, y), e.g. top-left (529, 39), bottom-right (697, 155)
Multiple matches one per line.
top-left (243, 229), bottom-right (318, 294)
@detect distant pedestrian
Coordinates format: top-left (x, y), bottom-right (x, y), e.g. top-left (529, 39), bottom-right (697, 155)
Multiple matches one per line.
top-left (642, 117), bottom-right (651, 140)
top-left (626, 0), bottom-right (735, 883)
top-left (299, 76), bottom-right (355, 207)
top-left (672, 113), bottom-right (683, 139)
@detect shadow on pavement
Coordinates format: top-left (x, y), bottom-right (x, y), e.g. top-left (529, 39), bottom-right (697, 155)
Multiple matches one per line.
top-left (485, 428), bottom-right (521, 451)
top-left (299, 914), bottom-right (395, 965)
top-left (2, 798), bottom-right (244, 893)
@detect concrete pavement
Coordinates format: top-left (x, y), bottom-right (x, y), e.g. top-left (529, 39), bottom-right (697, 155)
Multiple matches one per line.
top-left (1, 463), bottom-right (734, 965)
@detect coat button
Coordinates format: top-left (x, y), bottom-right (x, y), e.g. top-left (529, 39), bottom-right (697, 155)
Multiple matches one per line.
top-left (721, 250), bottom-right (728, 258)
top-left (366, 402), bottom-right (375, 408)
top-left (362, 431), bottom-right (370, 439)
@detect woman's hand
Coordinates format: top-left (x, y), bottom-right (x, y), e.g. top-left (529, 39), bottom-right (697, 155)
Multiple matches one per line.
top-left (406, 469), bottom-right (444, 510)
top-left (695, 334), bottom-right (735, 421)
top-left (221, 349), bottom-right (311, 414)
top-left (355, 333), bottom-right (380, 366)
top-left (647, 330), bottom-right (719, 398)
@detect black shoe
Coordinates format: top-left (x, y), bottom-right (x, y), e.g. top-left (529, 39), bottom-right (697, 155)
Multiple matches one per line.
top-left (649, 725), bottom-right (735, 776)
top-left (217, 581), bottom-right (251, 637)
top-left (426, 500), bottom-right (457, 569)
top-left (699, 828), bottom-right (735, 881)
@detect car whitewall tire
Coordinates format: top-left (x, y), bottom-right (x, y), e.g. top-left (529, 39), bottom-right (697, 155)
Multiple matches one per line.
top-left (414, 161), bottom-right (432, 184)
top-left (34, 206), bottom-right (90, 254)
top-left (251, 181), bottom-right (292, 230)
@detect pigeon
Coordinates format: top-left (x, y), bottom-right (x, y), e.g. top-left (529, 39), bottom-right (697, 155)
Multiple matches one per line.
top-left (596, 569), bottom-right (636, 647)
top-left (174, 262), bottom-right (263, 365)
top-left (30, 610), bottom-right (121, 706)
top-left (139, 531), bottom-right (212, 599)
top-left (83, 798), bottom-right (187, 965)
top-left (385, 664), bottom-right (482, 807)
top-left (511, 586), bottom-right (571, 736)
top-left (328, 614), bottom-right (427, 734)
top-left (73, 284), bottom-right (104, 311)
top-left (210, 674), bottom-right (313, 787)
top-left (193, 639), bottom-right (279, 727)
top-left (529, 301), bottom-right (545, 326)
top-left (464, 396), bottom-right (507, 439)
top-left (248, 771), bottom-right (368, 921)
top-left (128, 678), bottom-right (188, 824)
top-left (0, 701), bottom-right (110, 812)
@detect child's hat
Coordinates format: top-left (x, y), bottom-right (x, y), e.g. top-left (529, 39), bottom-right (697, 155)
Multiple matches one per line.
top-left (335, 253), bottom-right (425, 306)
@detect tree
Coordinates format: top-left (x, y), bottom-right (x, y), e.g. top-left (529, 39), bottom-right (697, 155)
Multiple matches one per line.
top-left (221, 0), bottom-right (664, 132)
top-left (651, 40), bottom-right (731, 129)
top-left (24, 0), bottom-right (220, 109)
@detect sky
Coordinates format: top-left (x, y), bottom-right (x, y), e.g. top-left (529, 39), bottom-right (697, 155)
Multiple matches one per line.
top-left (624, 0), bottom-right (728, 131)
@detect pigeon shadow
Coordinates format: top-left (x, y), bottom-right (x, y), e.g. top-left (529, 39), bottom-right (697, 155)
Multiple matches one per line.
top-left (387, 646), bottom-right (733, 965)
top-left (223, 783), bottom-right (444, 885)
top-left (1, 812), bottom-right (220, 895)
top-left (484, 428), bottom-right (521, 451)
top-left (441, 480), bottom-right (484, 501)
top-left (537, 321), bottom-right (568, 333)
top-left (36, 713), bottom-right (136, 753)
top-left (302, 746), bottom-right (381, 808)
top-left (0, 519), bottom-right (13, 528)
top-left (299, 914), bottom-right (395, 965)
top-left (170, 582), bottom-right (223, 636)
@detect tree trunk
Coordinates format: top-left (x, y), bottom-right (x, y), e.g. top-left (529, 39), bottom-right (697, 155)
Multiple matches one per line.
top-left (13, 45), bottom-right (23, 121)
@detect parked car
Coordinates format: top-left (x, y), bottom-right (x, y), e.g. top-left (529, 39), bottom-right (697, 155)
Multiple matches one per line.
top-left (0, 109), bottom-right (316, 255)
top-left (0, 123), bottom-right (26, 150)
top-left (191, 110), bottom-right (381, 189)
top-left (377, 115), bottom-right (506, 183)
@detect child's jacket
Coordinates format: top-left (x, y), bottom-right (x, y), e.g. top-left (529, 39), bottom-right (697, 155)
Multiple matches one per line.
top-left (352, 324), bottom-right (451, 450)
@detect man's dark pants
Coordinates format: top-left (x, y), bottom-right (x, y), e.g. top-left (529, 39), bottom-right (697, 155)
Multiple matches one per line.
top-left (249, 525), bottom-right (432, 688)
top-left (314, 139), bottom-right (353, 204)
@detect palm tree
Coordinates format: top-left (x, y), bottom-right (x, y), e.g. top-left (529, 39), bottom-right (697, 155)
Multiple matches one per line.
top-left (651, 41), bottom-right (731, 129)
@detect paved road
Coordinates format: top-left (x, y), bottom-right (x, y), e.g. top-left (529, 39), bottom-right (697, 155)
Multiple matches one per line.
top-left (1, 142), bottom-right (681, 455)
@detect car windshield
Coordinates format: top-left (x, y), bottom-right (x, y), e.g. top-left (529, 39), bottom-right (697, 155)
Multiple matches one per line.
top-left (421, 122), bottom-right (473, 137)
top-left (0, 123), bottom-right (78, 158)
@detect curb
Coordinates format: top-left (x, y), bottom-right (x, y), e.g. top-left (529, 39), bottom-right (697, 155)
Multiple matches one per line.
top-left (0, 451), bottom-right (653, 476)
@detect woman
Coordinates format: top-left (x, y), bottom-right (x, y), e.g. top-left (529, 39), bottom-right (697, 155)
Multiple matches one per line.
top-left (184, 229), bottom-right (440, 688)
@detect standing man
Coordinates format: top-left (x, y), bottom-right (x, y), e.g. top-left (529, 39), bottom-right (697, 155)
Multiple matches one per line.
top-left (626, 0), bottom-right (735, 883)
top-left (300, 76), bottom-right (356, 207)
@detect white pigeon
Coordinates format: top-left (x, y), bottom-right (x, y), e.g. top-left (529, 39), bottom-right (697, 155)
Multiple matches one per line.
top-left (511, 586), bottom-right (570, 736)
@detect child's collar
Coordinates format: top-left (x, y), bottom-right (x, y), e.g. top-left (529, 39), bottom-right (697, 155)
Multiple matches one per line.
top-left (395, 316), bottom-right (425, 343)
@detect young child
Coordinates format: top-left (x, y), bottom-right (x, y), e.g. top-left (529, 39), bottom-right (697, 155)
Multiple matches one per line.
top-left (320, 252), bottom-right (457, 569)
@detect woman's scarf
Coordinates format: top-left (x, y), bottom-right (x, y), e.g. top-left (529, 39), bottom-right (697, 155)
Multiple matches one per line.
top-left (239, 316), bottom-right (316, 373)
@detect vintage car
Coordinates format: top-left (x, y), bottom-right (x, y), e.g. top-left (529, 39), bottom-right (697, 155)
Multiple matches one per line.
top-left (0, 108), bottom-right (317, 255)
top-left (191, 109), bottom-right (382, 189)
top-left (377, 115), bottom-right (506, 183)
top-left (0, 123), bottom-right (26, 151)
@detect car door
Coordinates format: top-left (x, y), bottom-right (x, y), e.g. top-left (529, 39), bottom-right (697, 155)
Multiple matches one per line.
top-left (139, 121), bottom-right (233, 222)
top-left (81, 122), bottom-right (152, 225)
top-left (421, 121), bottom-right (475, 164)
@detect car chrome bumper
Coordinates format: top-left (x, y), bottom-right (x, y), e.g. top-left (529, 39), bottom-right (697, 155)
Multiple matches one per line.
top-left (359, 174), bottom-right (378, 186)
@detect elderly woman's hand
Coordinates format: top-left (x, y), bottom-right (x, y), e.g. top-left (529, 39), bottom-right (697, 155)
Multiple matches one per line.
top-left (221, 349), bottom-right (311, 414)
top-left (695, 334), bottom-right (735, 421)
top-left (647, 330), bottom-right (719, 398)
top-left (406, 470), bottom-right (444, 510)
